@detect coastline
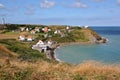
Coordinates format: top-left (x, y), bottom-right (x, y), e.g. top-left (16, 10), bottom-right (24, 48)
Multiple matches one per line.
top-left (51, 38), bottom-right (108, 62)
top-left (51, 41), bottom-right (96, 62)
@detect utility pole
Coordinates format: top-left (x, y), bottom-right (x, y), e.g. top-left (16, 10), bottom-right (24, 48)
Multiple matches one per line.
top-left (2, 18), bottom-right (5, 25)
top-left (1, 18), bottom-right (6, 29)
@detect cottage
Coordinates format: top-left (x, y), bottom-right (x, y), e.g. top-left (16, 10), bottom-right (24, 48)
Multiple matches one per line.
top-left (35, 27), bottom-right (40, 32)
top-left (42, 27), bottom-right (48, 33)
top-left (84, 26), bottom-right (89, 28)
top-left (47, 40), bottom-right (53, 47)
top-left (30, 30), bottom-right (36, 34)
top-left (26, 28), bottom-right (29, 31)
top-left (66, 26), bottom-right (70, 30)
top-left (19, 34), bottom-right (25, 41)
top-left (48, 28), bottom-right (51, 31)
top-left (36, 40), bottom-right (44, 45)
top-left (27, 35), bottom-right (34, 41)
top-left (54, 30), bottom-right (61, 34)
top-left (20, 27), bottom-right (25, 32)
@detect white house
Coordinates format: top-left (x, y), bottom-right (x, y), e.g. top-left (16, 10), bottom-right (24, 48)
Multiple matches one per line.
top-left (84, 26), bottom-right (89, 28)
top-left (54, 30), bottom-right (61, 34)
top-left (47, 40), bottom-right (52, 47)
top-left (19, 34), bottom-right (25, 41)
top-left (36, 40), bottom-right (44, 45)
top-left (66, 26), bottom-right (70, 30)
top-left (42, 27), bottom-right (48, 33)
top-left (26, 28), bottom-right (29, 31)
top-left (27, 35), bottom-right (34, 41)
top-left (20, 27), bottom-right (25, 32)
top-left (35, 27), bottom-right (40, 32)
top-left (30, 30), bottom-right (36, 34)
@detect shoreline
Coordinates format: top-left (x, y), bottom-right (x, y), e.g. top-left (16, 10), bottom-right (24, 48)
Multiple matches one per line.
top-left (51, 38), bottom-right (108, 62)
top-left (51, 41), bottom-right (97, 62)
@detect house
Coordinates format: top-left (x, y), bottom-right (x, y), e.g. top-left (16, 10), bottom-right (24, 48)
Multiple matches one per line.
top-left (27, 35), bottom-right (34, 41)
top-left (54, 30), bottom-right (61, 34)
top-left (84, 26), bottom-right (89, 29)
top-left (35, 27), bottom-right (40, 32)
top-left (47, 40), bottom-right (53, 47)
top-left (26, 27), bottom-right (29, 31)
top-left (42, 27), bottom-right (48, 33)
top-left (66, 26), bottom-right (71, 33)
top-left (18, 34), bottom-right (25, 41)
top-left (20, 27), bottom-right (25, 31)
top-left (36, 40), bottom-right (44, 45)
top-left (48, 28), bottom-right (51, 32)
top-left (66, 26), bottom-right (70, 30)
top-left (30, 30), bottom-right (36, 34)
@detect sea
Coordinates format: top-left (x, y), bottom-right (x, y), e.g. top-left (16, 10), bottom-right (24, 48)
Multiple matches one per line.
top-left (55, 27), bottom-right (120, 64)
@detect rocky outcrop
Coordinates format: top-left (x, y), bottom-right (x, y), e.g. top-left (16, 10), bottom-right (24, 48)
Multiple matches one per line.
top-left (81, 28), bottom-right (107, 43)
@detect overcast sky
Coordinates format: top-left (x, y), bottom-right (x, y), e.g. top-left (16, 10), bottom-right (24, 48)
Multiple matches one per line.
top-left (0, 0), bottom-right (120, 26)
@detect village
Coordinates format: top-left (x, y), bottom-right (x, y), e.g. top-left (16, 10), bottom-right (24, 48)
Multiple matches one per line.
top-left (0, 23), bottom-right (92, 60)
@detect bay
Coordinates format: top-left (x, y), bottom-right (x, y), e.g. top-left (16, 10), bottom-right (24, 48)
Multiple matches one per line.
top-left (55, 27), bottom-right (120, 64)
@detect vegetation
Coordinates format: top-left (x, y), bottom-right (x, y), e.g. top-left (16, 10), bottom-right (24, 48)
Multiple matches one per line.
top-left (0, 24), bottom-right (119, 80)
top-left (0, 59), bottom-right (120, 80)
top-left (0, 39), bottom-right (49, 62)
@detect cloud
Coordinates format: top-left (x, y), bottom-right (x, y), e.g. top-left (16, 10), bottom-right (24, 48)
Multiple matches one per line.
top-left (63, 0), bottom-right (88, 8)
top-left (0, 3), bottom-right (5, 9)
top-left (117, 0), bottom-right (120, 5)
top-left (90, 0), bottom-right (104, 2)
top-left (72, 1), bottom-right (87, 8)
top-left (40, 0), bottom-right (55, 8)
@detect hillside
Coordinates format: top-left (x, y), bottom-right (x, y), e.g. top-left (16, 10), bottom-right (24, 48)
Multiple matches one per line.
top-left (0, 25), bottom-right (116, 80)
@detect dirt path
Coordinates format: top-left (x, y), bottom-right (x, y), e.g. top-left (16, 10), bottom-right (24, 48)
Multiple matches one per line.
top-left (0, 34), bottom-right (19, 40)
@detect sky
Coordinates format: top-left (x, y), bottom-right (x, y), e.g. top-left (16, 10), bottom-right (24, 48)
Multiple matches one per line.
top-left (0, 0), bottom-right (120, 26)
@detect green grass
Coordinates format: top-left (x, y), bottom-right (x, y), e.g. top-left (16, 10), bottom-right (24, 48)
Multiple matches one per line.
top-left (0, 39), bottom-right (48, 62)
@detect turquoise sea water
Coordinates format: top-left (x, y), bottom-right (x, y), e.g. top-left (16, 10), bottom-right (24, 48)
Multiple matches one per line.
top-left (55, 27), bottom-right (120, 64)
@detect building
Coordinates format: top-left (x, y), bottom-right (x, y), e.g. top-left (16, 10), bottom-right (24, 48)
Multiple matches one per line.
top-left (27, 35), bottom-right (34, 41)
top-left (35, 27), bottom-right (40, 32)
top-left (30, 30), bottom-right (36, 34)
top-left (84, 26), bottom-right (89, 28)
top-left (18, 34), bottom-right (25, 41)
top-left (20, 27), bottom-right (26, 31)
top-left (42, 27), bottom-right (48, 33)
top-left (54, 30), bottom-right (61, 34)
top-left (26, 27), bottom-right (29, 31)
top-left (36, 40), bottom-right (44, 45)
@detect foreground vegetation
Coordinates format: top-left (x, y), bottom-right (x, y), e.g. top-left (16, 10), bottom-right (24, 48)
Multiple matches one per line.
top-left (0, 58), bottom-right (120, 80)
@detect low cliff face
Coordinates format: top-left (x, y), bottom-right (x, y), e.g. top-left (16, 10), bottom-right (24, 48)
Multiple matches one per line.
top-left (81, 28), bottom-right (106, 43)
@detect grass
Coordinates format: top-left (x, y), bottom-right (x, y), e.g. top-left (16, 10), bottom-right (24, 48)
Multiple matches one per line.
top-left (0, 33), bottom-right (19, 40)
top-left (0, 39), bottom-right (49, 62)
top-left (0, 59), bottom-right (120, 80)
top-left (0, 44), bottom-right (17, 57)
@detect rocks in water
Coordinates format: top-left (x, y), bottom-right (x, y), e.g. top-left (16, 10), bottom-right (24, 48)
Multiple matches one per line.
top-left (98, 38), bottom-right (107, 43)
